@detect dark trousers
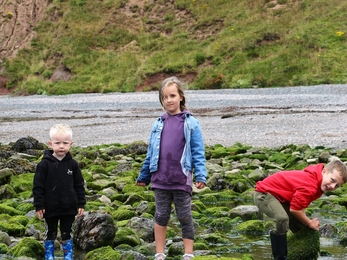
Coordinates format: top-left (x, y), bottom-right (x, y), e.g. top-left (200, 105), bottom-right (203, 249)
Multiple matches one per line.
top-left (45, 215), bottom-right (75, 241)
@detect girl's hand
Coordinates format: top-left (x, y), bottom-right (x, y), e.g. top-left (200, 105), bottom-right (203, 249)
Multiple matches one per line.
top-left (195, 182), bottom-right (206, 189)
top-left (136, 182), bottom-right (146, 186)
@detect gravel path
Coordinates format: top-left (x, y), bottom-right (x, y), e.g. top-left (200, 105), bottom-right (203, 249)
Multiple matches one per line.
top-left (0, 85), bottom-right (347, 149)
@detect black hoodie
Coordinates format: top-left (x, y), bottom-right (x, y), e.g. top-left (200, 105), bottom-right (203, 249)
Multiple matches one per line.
top-left (33, 150), bottom-right (86, 218)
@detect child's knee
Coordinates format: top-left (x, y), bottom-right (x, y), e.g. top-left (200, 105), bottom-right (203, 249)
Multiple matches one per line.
top-left (155, 213), bottom-right (170, 226)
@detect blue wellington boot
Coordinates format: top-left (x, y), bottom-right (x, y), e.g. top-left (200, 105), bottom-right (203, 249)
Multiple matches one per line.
top-left (62, 239), bottom-right (73, 260)
top-left (44, 240), bottom-right (54, 260)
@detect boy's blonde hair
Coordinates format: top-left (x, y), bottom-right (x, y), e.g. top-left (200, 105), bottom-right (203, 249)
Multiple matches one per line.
top-left (325, 158), bottom-right (347, 183)
top-left (49, 124), bottom-right (73, 140)
top-left (158, 76), bottom-right (186, 111)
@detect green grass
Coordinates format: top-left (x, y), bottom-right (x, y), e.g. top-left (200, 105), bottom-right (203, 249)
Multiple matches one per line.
top-left (2, 0), bottom-right (347, 95)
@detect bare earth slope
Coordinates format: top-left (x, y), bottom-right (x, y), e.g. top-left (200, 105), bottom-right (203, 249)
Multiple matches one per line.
top-left (0, 85), bottom-right (346, 149)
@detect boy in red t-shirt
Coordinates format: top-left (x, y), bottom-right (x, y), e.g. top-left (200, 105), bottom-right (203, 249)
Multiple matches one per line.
top-left (254, 159), bottom-right (347, 260)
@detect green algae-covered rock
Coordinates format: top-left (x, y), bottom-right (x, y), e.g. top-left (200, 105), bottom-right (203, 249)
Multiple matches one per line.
top-left (9, 215), bottom-right (29, 226)
top-left (0, 231), bottom-right (11, 246)
top-left (192, 200), bottom-right (207, 213)
top-left (235, 220), bottom-right (264, 235)
top-left (248, 153), bottom-right (268, 161)
top-left (84, 246), bottom-right (122, 260)
top-left (16, 202), bottom-right (35, 213)
top-left (0, 168), bottom-right (13, 186)
top-left (168, 241), bottom-right (184, 256)
top-left (0, 243), bottom-right (8, 254)
top-left (336, 221), bottom-right (347, 245)
top-left (0, 204), bottom-right (23, 216)
top-left (0, 184), bottom-right (16, 199)
top-left (199, 233), bottom-right (231, 245)
top-left (87, 179), bottom-right (117, 190)
top-left (204, 206), bottom-right (230, 218)
top-left (287, 227), bottom-right (320, 260)
top-left (0, 214), bottom-right (26, 236)
top-left (85, 201), bottom-right (106, 211)
top-left (7, 237), bottom-right (43, 258)
top-left (123, 193), bottom-right (145, 205)
top-left (10, 173), bottom-right (34, 194)
top-left (199, 193), bottom-right (218, 204)
top-left (210, 217), bottom-right (234, 229)
top-left (114, 227), bottom-right (141, 247)
top-left (112, 209), bottom-right (137, 221)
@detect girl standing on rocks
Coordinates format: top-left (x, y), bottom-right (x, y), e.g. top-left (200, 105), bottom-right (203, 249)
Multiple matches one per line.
top-left (136, 77), bottom-right (207, 260)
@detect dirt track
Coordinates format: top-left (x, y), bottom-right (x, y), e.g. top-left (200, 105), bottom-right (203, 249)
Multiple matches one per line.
top-left (0, 85), bottom-right (347, 149)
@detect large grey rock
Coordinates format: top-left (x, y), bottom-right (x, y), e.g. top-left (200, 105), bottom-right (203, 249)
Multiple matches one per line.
top-left (73, 212), bottom-right (117, 251)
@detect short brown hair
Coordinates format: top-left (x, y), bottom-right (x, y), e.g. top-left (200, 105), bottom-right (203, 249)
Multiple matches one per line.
top-left (325, 159), bottom-right (347, 183)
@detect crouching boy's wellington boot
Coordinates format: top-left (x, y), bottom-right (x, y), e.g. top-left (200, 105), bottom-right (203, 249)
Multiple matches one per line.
top-left (44, 240), bottom-right (55, 260)
top-left (270, 231), bottom-right (288, 260)
top-left (62, 239), bottom-right (73, 260)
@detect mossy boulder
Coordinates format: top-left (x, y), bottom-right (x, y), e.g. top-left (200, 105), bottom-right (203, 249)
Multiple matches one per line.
top-left (168, 241), bottom-right (184, 256)
top-left (114, 227), bottom-right (141, 247)
top-left (0, 168), bottom-right (13, 186)
top-left (235, 220), bottom-right (264, 235)
top-left (84, 246), bottom-right (122, 260)
top-left (0, 243), bottom-right (8, 254)
top-left (0, 204), bottom-right (23, 216)
top-left (112, 209), bottom-right (137, 221)
top-left (0, 214), bottom-right (26, 236)
top-left (210, 217), bottom-right (234, 229)
top-left (0, 184), bottom-right (16, 199)
top-left (10, 173), bottom-right (34, 193)
top-left (16, 202), bottom-right (35, 213)
top-left (7, 237), bottom-right (43, 258)
top-left (287, 228), bottom-right (320, 260)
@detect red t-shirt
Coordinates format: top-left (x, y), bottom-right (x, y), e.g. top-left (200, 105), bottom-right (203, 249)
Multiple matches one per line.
top-left (255, 164), bottom-right (324, 210)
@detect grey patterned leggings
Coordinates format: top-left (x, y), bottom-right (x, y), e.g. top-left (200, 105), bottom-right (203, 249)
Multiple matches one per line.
top-left (154, 188), bottom-right (194, 240)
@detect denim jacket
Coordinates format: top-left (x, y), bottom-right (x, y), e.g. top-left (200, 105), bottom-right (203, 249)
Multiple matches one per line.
top-left (137, 113), bottom-right (207, 185)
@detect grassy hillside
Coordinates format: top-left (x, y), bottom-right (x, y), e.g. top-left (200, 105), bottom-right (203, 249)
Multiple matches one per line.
top-left (2, 0), bottom-right (347, 95)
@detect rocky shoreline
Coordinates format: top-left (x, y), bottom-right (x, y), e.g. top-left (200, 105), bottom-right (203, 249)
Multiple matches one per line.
top-left (1, 136), bottom-right (347, 259)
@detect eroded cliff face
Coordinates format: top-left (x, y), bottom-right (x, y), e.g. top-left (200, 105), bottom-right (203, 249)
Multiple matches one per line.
top-left (0, 0), bottom-right (48, 60)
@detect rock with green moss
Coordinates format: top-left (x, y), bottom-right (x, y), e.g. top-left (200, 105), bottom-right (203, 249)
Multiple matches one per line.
top-left (84, 246), bottom-right (122, 260)
top-left (0, 214), bottom-right (26, 236)
top-left (16, 202), bottom-right (35, 213)
top-left (0, 168), bottom-right (13, 186)
top-left (0, 184), bottom-right (16, 199)
top-left (127, 217), bottom-right (154, 242)
top-left (7, 237), bottom-right (43, 258)
top-left (114, 227), bottom-right (141, 247)
top-left (287, 228), bottom-right (320, 260)
top-left (235, 220), bottom-right (264, 235)
top-left (0, 243), bottom-right (8, 254)
top-left (210, 217), bottom-right (234, 229)
top-left (168, 241), bottom-right (184, 256)
top-left (10, 173), bottom-right (34, 194)
top-left (0, 231), bottom-right (11, 246)
top-left (87, 179), bottom-right (117, 190)
top-left (0, 204), bottom-right (23, 216)
top-left (112, 208), bottom-right (137, 221)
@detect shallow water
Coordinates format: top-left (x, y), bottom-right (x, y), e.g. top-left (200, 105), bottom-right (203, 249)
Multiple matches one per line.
top-left (192, 201), bottom-right (347, 259)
